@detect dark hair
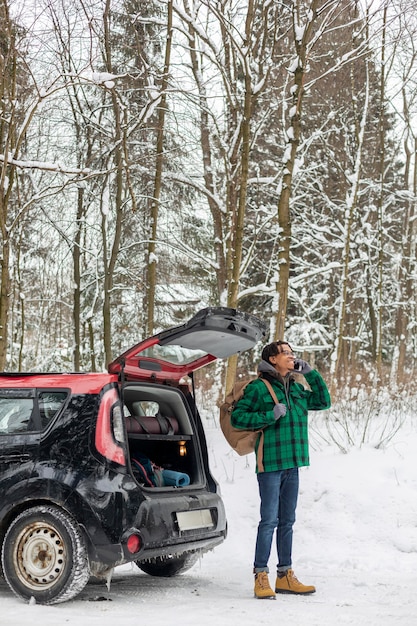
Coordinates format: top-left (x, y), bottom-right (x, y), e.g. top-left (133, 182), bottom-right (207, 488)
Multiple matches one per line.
top-left (261, 340), bottom-right (292, 364)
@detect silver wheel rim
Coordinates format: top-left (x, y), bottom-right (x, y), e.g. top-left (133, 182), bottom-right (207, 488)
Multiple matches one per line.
top-left (13, 521), bottom-right (67, 591)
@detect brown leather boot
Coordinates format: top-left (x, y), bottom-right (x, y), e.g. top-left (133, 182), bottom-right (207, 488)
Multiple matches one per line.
top-left (275, 569), bottom-right (316, 594)
top-left (254, 571), bottom-right (276, 599)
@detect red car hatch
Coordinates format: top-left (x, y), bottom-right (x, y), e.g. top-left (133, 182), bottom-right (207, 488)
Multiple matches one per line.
top-left (108, 307), bottom-right (266, 383)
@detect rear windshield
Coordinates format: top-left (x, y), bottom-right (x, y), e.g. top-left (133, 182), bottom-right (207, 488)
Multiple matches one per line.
top-left (141, 344), bottom-right (207, 366)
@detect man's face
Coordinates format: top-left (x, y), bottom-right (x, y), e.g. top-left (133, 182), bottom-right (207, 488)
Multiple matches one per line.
top-left (269, 344), bottom-right (295, 375)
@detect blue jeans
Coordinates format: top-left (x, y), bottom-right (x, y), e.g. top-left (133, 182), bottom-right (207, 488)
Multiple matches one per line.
top-left (254, 468), bottom-right (299, 573)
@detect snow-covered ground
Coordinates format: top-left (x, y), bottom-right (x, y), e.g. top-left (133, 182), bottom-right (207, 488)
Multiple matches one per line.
top-left (2, 412), bottom-right (416, 625)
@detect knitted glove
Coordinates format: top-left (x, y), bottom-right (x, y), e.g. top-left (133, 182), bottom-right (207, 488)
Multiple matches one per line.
top-left (293, 358), bottom-right (312, 374)
top-left (273, 403), bottom-right (287, 420)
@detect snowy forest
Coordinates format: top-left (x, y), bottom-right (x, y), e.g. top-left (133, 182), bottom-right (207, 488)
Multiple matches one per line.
top-left (1, 0), bottom-right (417, 399)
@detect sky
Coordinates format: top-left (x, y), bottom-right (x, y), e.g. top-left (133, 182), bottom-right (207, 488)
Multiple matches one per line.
top-left (1, 409), bottom-right (416, 626)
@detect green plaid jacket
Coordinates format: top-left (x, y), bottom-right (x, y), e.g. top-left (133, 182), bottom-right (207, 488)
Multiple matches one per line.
top-left (231, 370), bottom-right (331, 472)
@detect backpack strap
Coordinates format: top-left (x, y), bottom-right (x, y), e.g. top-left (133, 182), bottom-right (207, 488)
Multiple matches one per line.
top-left (255, 378), bottom-right (280, 473)
top-left (256, 431), bottom-right (265, 473)
top-left (260, 378), bottom-right (279, 404)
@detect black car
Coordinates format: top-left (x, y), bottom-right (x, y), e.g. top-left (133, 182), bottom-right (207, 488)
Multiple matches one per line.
top-left (0, 307), bottom-right (266, 605)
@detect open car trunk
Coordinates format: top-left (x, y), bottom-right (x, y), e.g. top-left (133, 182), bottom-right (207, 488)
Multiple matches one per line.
top-left (123, 382), bottom-right (205, 490)
top-left (108, 307), bottom-right (267, 491)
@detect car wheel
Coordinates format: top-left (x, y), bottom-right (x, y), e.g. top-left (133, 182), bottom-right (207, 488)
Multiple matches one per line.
top-left (136, 552), bottom-right (199, 577)
top-left (1, 504), bottom-right (90, 605)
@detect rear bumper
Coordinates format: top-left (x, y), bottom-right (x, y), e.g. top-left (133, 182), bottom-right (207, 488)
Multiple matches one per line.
top-left (133, 489), bottom-right (226, 545)
top-left (135, 533), bottom-right (226, 562)
top-left (88, 523), bottom-right (226, 575)
top-left (87, 489), bottom-right (227, 574)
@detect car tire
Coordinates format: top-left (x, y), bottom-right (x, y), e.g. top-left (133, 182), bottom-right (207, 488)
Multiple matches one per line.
top-left (1, 504), bottom-right (90, 605)
top-left (136, 552), bottom-right (199, 577)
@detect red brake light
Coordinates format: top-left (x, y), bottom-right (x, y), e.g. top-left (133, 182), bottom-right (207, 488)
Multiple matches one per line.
top-left (95, 388), bottom-right (126, 465)
top-left (126, 534), bottom-right (142, 554)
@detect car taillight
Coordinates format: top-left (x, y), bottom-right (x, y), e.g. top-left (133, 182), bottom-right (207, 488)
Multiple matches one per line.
top-left (126, 533), bottom-right (142, 554)
top-left (111, 403), bottom-right (126, 443)
top-left (95, 388), bottom-right (126, 465)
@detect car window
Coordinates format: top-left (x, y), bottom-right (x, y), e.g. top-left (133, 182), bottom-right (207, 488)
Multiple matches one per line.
top-left (137, 401), bottom-right (159, 416)
top-left (0, 391), bottom-right (67, 433)
top-left (0, 398), bottom-right (34, 433)
top-left (38, 391), bottom-right (67, 428)
top-left (141, 344), bottom-right (207, 365)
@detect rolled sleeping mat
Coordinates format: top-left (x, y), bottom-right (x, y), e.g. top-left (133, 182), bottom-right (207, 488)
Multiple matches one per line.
top-left (161, 469), bottom-right (190, 487)
top-left (126, 414), bottom-right (179, 434)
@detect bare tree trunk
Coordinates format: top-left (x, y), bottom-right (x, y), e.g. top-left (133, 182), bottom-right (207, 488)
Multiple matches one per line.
top-left (179, 0), bottom-right (264, 393)
top-left (374, 5), bottom-right (388, 377)
top-left (145, 0), bottom-right (173, 337)
top-left (273, 0), bottom-right (320, 340)
top-left (224, 0), bottom-right (265, 392)
top-left (225, 0), bottom-right (254, 311)
top-left (0, 0), bottom-right (15, 369)
top-left (72, 188), bottom-right (83, 370)
top-left (393, 135), bottom-right (417, 384)
top-left (0, 235), bottom-right (10, 369)
top-left (102, 0), bottom-right (132, 365)
top-left (330, 9), bottom-right (371, 384)
top-left (102, 151), bottom-right (124, 367)
top-left (185, 13), bottom-right (226, 299)
top-left (390, 4), bottom-right (417, 384)
top-left (224, 106), bottom-right (252, 392)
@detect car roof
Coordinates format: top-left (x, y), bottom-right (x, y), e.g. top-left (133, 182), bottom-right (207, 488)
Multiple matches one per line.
top-left (0, 373), bottom-right (116, 394)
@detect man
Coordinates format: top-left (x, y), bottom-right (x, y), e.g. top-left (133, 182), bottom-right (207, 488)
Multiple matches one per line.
top-left (231, 340), bottom-right (331, 599)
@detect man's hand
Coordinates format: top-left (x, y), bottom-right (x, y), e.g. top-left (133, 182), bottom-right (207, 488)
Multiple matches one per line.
top-left (273, 404), bottom-right (287, 420)
top-left (293, 358), bottom-right (312, 374)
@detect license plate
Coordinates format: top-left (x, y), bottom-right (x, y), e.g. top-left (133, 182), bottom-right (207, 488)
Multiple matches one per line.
top-left (176, 509), bottom-right (214, 531)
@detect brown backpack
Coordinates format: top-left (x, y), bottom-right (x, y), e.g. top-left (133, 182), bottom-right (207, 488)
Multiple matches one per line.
top-left (219, 377), bottom-right (278, 472)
